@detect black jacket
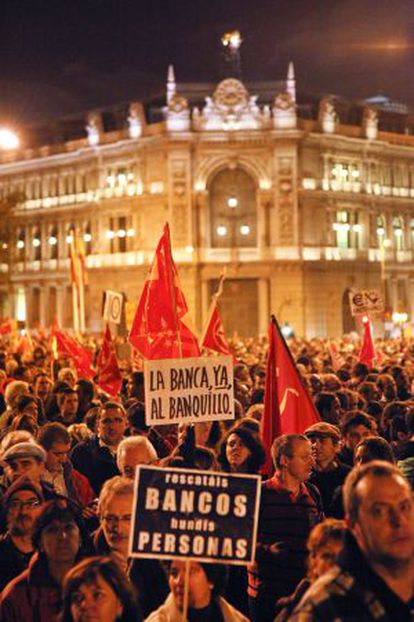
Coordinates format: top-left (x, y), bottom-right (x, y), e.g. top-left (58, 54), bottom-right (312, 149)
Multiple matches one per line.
top-left (70, 435), bottom-right (119, 495)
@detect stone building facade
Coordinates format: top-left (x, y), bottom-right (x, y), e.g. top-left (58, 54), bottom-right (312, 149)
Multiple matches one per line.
top-left (0, 65), bottom-right (414, 338)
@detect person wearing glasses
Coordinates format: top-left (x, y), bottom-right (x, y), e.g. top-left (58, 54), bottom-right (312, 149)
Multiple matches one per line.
top-left (0, 475), bottom-right (43, 591)
top-left (116, 436), bottom-right (158, 480)
top-left (95, 476), bottom-right (168, 618)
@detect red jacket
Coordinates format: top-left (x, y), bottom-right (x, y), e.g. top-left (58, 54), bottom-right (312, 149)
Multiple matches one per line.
top-left (0, 553), bottom-right (61, 622)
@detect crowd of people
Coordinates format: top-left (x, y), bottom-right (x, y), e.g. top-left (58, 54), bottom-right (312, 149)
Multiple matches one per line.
top-left (0, 331), bottom-right (411, 621)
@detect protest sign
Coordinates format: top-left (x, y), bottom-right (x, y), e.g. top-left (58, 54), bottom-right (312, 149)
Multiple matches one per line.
top-left (349, 289), bottom-right (384, 316)
top-left (129, 466), bottom-right (261, 565)
top-left (103, 290), bottom-right (124, 324)
top-left (144, 355), bottom-right (234, 426)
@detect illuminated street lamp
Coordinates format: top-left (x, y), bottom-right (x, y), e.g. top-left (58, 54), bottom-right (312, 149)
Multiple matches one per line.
top-left (0, 128), bottom-right (19, 150)
top-left (221, 30), bottom-right (242, 78)
top-left (221, 30), bottom-right (242, 51)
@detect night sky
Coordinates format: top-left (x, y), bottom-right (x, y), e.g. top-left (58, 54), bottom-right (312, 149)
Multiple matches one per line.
top-left (1, 0), bottom-right (414, 126)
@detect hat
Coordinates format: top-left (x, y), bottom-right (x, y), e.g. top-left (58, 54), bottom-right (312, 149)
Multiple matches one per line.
top-left (3, 475), bottom-right (44, 507)
top-left (2, 442), bottom-right (47, 464)
top-left (305, 422), bottom-right (341, 441)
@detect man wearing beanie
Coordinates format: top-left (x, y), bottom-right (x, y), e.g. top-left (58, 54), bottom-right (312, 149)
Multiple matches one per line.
top-left (0, 476), bottom-right (43, 591)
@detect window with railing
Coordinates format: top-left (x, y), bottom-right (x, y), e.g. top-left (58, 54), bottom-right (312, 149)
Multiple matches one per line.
top-left (332, 210), bottom-right (361, 249)
top-left (32, 228), bottom-right (41, 261)
top-left (393, 216), bottom-right (404, 251)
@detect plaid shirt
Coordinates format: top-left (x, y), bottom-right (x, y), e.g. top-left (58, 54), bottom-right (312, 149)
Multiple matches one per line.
top-left (289, 533), bottom-right (414, 622)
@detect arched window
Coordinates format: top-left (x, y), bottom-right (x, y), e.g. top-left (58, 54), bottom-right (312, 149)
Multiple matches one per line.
top-left (209, 168), bottom-right (257, 248)
top-left (376, 215), bottom-right (386, 246)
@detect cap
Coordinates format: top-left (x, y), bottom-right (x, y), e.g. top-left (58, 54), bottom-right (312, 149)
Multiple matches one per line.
top-left (2, 442), bottom-right (47, 464)
top-left (3, 475), bottom-right (44, 506)
top-left (305, 422), bottom-right (341, 441)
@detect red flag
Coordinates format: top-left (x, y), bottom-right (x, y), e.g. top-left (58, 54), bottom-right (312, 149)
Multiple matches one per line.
top-left (262, 317), bottom-right (320, 475)
top-left (129, 224), bottom-right (200, 359)
top-left (96, 325), bottom-right (122, 397)
top-left (0, 319), bottom-right (16, 336)
top-left (201, 301), bottom-right (232, 356)
top-left (52, 325), bottom-right (95, 380)
top-left (359, 318), bottom-right (376, 368)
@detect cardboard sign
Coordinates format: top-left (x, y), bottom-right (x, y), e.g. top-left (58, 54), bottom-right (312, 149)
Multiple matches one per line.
top-left (103, 290), bottom-right (124, 324)
top-left (144, 355), bottom-right (234, 426)
top-left (349, 289), bottom-right (384, 316)
top-left (129, 466), bottom-right (261, 565)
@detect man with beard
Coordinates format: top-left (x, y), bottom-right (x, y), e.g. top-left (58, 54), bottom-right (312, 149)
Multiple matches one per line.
top-left (290, 461), bottom-right (414, 621)
top-left (0, 476), bottom-right (43, 590)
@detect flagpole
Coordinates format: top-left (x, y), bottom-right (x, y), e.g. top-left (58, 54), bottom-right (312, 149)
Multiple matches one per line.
top-left (78, 275), bottom-right (86, 334)
top-left (164, 223), bottom-right (183, 358)
top-left (72, 283), bottom-right (80, 334)
top-left (200, 272), bottom-right (226, 345)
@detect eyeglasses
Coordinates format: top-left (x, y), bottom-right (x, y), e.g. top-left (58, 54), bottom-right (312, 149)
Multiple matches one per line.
top-left (8, 498), bottom-right (40, 511)
top-left (102, 514), bottom-right (132, 528)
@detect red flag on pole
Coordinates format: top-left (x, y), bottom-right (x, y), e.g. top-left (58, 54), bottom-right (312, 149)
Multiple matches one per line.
top-left (359, 317), bottom-right (376, 368)
top-left (201, 275), bottom-right (232, 356)
top-left (262, 317), bottom-right (320, 475)
top-left (201, 301), bottom-right (232, 355)
top-left (128, 224), bottom-right (200, 359)
top-left (52, 324), bottom-right (95, 380)
top-left (96, 325), bottom-right (122, 397)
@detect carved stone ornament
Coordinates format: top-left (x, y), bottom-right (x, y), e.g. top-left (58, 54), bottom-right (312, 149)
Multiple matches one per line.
top-left (273, 92), bottom-right (297, 129)
top-left (168, 93), bottom-right (189, 113)
top-left (86, 112), bottom-right (102, 146)
top-left (128, 102), bottom-right (143, 138)
top-left (363, 106), bottom-right (378, 140)
top-left (193, 78), bottom-right (269, 131)
top-left (319, 97), bottom-right (337, 134)
top-left (165, 93), bottom-right (190, 132)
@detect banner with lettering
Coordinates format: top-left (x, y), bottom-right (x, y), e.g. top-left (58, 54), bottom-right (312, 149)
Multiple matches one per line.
top-left (144, 355), bottom-right (234, 425)
top-left (129, 466), bottom-right (261, 565)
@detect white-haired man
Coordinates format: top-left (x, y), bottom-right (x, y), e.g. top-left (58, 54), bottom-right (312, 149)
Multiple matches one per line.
top-left (116, 436), bottom-right (158, 480)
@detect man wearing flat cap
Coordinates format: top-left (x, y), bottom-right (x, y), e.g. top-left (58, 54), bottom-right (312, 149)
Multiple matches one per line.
top-left (0, 442), bottom-right (57, 501)
top-left (305, 422), bottom-right (351, 516)
top-left (0, 475), bottom-right (44, 590)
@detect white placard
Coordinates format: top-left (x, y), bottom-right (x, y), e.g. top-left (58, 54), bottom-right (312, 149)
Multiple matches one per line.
top-left (349, 289), bottom-right (384, 316)
top-left (144, 355), bottom-right (234, 426)
top-left (103, 290), bottom-right (123, 324)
